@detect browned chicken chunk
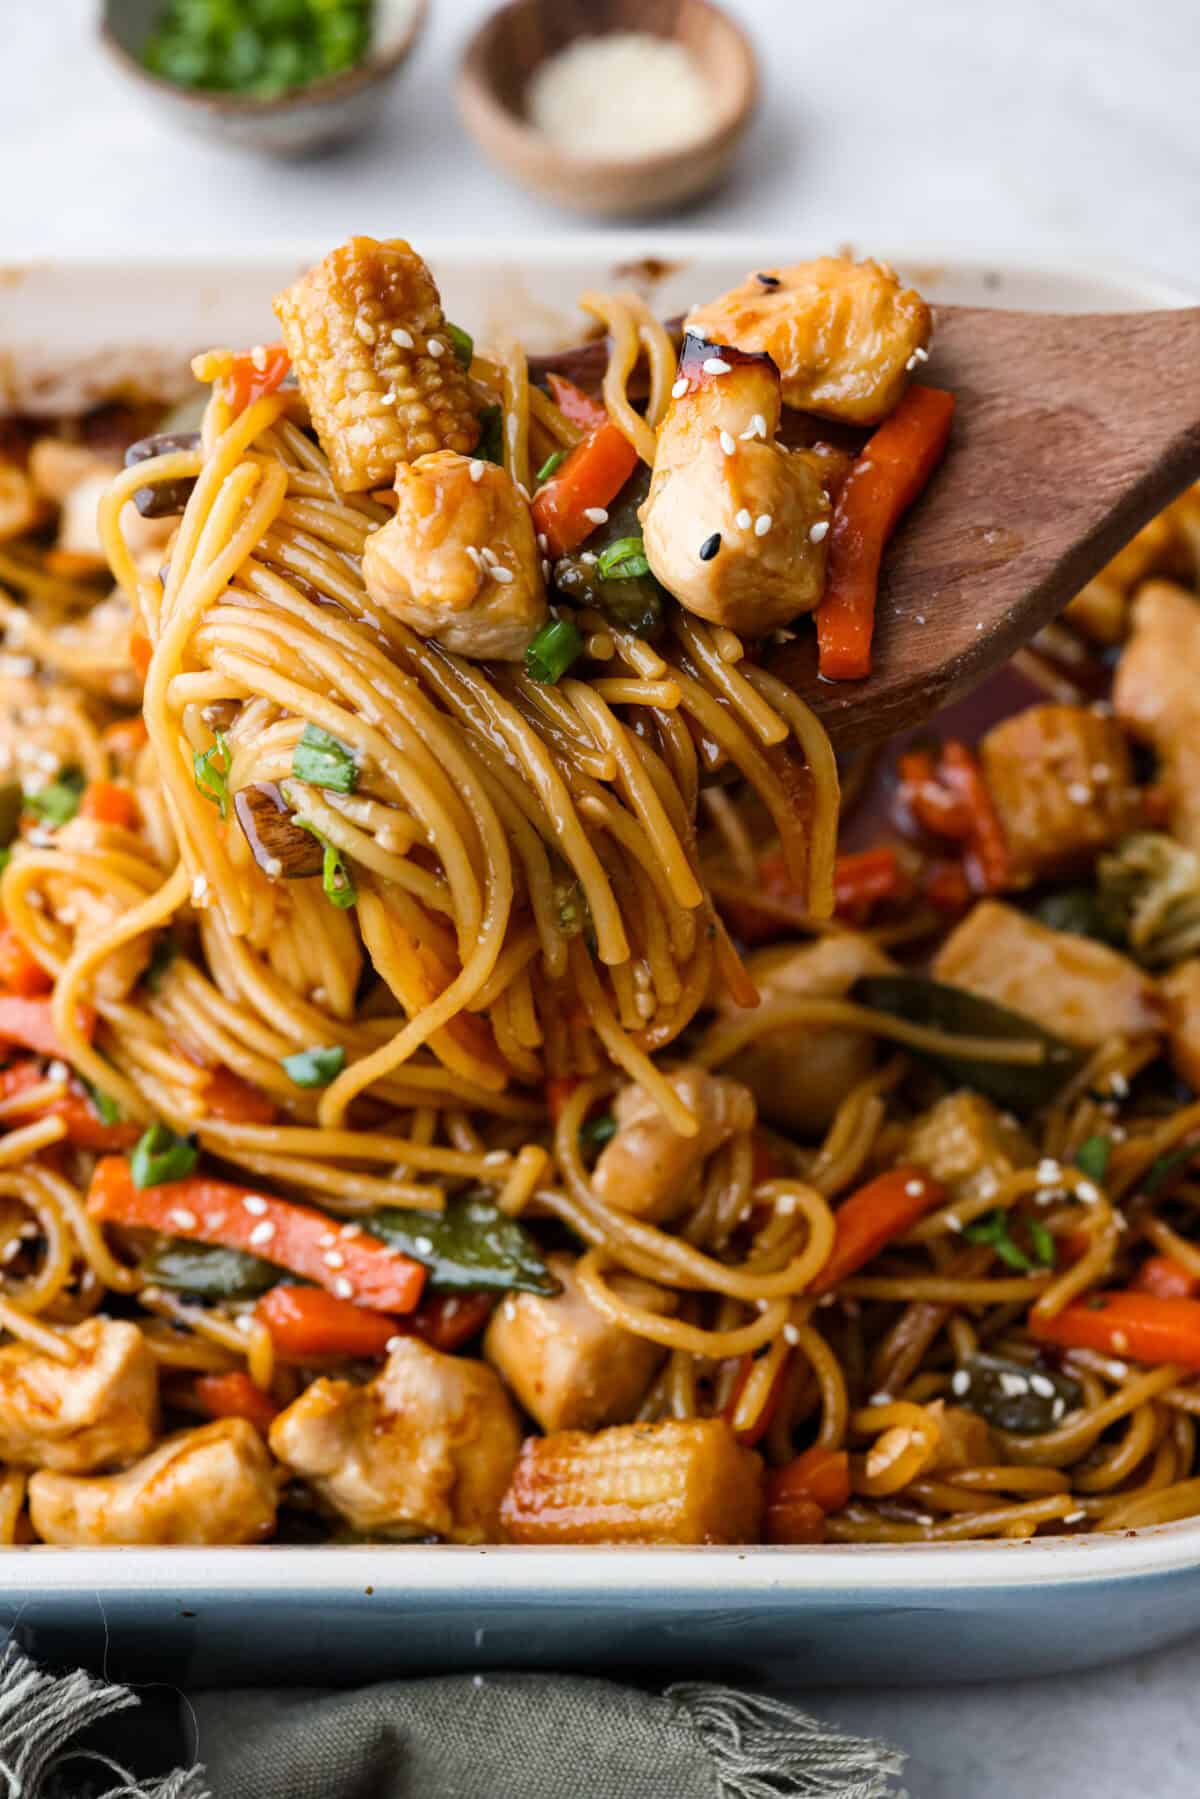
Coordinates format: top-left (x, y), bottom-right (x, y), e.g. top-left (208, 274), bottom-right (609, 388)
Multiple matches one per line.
top-left (269, 1337), bottom-right (521, 1542)
top-left (484, 1252), bottom-right (674, 1433)
top-left (591, 1066), bottom-right (755, 1223)
top-left (641, 341), bottom-right (830, 636)
top-left (29, 437), bottom-right (172, 574)
top-left (362, 451), bottom-right (547, 659)
top-left (29, 1418), bottom-right (278, 1545)
top-left (720, 933), bottom-right (895, 1136)
top-left (0, 1318), bottom-right (158, 1474)
top-left (1161, 958), bottom-right (1200, 1092)
top-left (906, 1091), bottom-right (1034, 1202)
top-left (932, 899), bottom-right (1161, 1047)
top-left (501, 1417), bottom-right (764, 1545)
top-left (979, 704), bottom-right (1139, 882)
top-left (274, 236), bottom-right (480, 492)
top-left (1114, 580), bottom-right (1200, 853)
top-left (685, 257), bottom-right (932, 425)
top-left (43, 817), bottom-right (152, 1001)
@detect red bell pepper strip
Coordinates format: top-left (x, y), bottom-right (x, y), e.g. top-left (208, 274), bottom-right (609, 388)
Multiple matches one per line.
top-left (0, 995), bottom-right (93, 1062)
top-left (1133, 1256), bottom-right (1200, 1300)
top-left (194, 1371), bottom-right (279, 1437)
top-left (199, 1066), bottom-right (279, 1126)
top-left (1029, 1292), bottom-right (1200, 1369)
top-left (531, 422), bottom-right (639, 560)
top-left (833, 847), bottom-right (914, 925)
top-left (219, 344), bottom-right (290, 416)
top-left (255, 1284), bottom-right (400, 1359)
top-left (87, 1157), bottom-right (425, 1315)
top-left (545, 373), bottom-right (608, 431)
top-left (394, 1291), bottom-right (496, 1354)
top-left (811, 1166), bottom-right (945, 1295)
top-left (722, 1348), bottom-right (792, 1447)
top-left (938, 741), bottom-right (1010, 892)
top-left (0, 1057), bottom-right (139, 1152)
top-left (815, 385), bottom-right (955, 680)
top-left (0, 925), bottom-right (52, 999)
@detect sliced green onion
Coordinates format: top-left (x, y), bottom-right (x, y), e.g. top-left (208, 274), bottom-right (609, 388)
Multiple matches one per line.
top-left (1075, 1134), bottom-right (1111, 1181)
top-left (476, 405), bottom-right (504, 466)
top-left (131, 1121), bottom-right (198, 1189)
top-left (292, 723), bottom-right (357, 794)
top-left (281, 1044), bottom-right (345, 1089)
top-left (27, 769), bottom-right (85, 828)
top-left (322, 841), bottom-right (357, 909)
top-left (579, 1113), bottom-right (617, 1150)
top-left (536, 449), bottom-right (567, 484)
top-left (83, 1078), bottom-right (122, 1127)
top-left (1028, 1218), bottom-right (1057, 1268)
top-left (596, 534), bottom-right (651, 581)
top-left (964, 1209), bottom-right (1033, 1272)
top-left (193, 730), bottom-right (230, 819)
top-left (446, 323), bottom-right (474, 370)
top-left (525, 617), bottom-right (583, 686)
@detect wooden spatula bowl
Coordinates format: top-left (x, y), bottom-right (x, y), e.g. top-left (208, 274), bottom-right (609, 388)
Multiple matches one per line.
top-left (536, 305), bottom-right (1200, 749)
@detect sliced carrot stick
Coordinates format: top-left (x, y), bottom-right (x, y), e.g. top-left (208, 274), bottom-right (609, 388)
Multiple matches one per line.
top-left (811, 1166), bottom-right (945, 1295)
top-left (0, 924), bottom-right (52, 999)
top-left (255, 1285), bottom-right (399, 1359)
top-left (767, 1445), bottom-right (852, 1518)
top-left (545, 373), bottom-right (608, 431)
top-left (78, 781), bottom-right (138, 831)
top-left (815, 385), bottom-right (955, 681)
top-left (0, 1058), bottom-right (138, 1151)
top-left (194, 1371), bottom-right (279, 1437)
top-left (87, 1157), bottom-right (425, 1315)
top-left (200, 1066), bottom-right (279, 1126)
top-left (220, 344), bottom-right (290, 416)
top-left (531, 422), bottom-right (639, 559)
top-left (1029, 1291), bottom-right (1200, 1369)
top-left (0, 995), bottom-right (92, 1062)
top-left (129, 625), bottom-right (153, 680)
top-left (832, 848), bottom-right (914, 925)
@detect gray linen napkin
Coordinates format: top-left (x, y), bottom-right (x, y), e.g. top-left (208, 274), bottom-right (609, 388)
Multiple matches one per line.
top-left (2, 1644), bottom-right (907, 1799)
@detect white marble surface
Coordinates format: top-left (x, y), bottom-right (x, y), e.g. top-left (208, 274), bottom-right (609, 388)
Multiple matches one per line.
top-left (5, 2), bottom-right (1200, 1793)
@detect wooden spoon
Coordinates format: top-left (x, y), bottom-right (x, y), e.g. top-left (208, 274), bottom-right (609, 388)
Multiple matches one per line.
top-left (534, 305), bottom-right (1200, 750)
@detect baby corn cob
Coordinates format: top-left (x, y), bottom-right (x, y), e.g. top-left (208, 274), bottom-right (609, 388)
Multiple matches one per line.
top-left (273, 236), bottom-right (480, 493)
top-left (500, 1418), bottom-right (764, 1545)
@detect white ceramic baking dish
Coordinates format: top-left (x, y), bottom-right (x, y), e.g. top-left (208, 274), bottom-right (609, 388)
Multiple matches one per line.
top-left (1, 240), bottom-right (1197, 1689)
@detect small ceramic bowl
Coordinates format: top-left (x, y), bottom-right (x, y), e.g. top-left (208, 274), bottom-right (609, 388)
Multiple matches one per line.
top-left (99, 0), bottom-right (428, 157)
top-left (457, 0), bottom-right (759, 217)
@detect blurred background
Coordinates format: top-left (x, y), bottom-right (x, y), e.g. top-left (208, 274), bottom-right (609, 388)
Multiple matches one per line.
top-left (7, 0), bottom-right (1198, 282)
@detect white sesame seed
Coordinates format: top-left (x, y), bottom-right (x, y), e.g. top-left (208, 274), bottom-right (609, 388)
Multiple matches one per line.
top-left (1109, 1074), bottom-right (1129, 1097)
top-left (671, 377), bottom-right (689, 399)
top-left (719, 430), bottom-right (736, 456)
top-left (1030, 1374), bottom-right (1056, 1398)
top-left (809, 520), bottom-right (830, 543)
top-left (580, 551), bottom-right (598, 566)
top-left (242, 1195), bottom-right (268, 1217)
top-left (905, 1179), bottom-right (925, 1197)
top-left (735, 508), bottom-right (752, 531)
top-left (537, 533), bottom-right (548, 553)
top-left (999, 1372), bottom-right (1030, 1396)
top-left (323, 1250), bottom-right (345, 1270)
top-left (1052, 1396), bottom-right (1066, 1419)
top-left (1075, 1180), bottom-right (1102, 1205)
top-left (464, 545), bottom-right (482, 568)
top-left (249, 344), bottom-right (268, 373)
top-left (333, 1277), bottom-right (354, 1300)
top-left (754, 513), bottom-right (773, 537)
top-left (1064, 1509), bottom-right (1087, 1524)
top-left (484, 1150), bottom-right (508, 1166)
top-left (469, 460), bottom-right (484, 483)
top-left (318, 1230), bottom-right (336, 1247)
top-left (1037, 1159), bottom-right (1062, 1185)
top-left (191, 873), bottom-right (209, 905)
top-left (783, 1323), bottom-right (800, 1346)
top-left (414, 1236), bottom-right (434, 1256)
top-left (46, 1062), bottom-right (68, 1084)
top-left (262, 856), bottom-right (283, 880)
top-left (951, 1369), bottom-right (970, 1396)
top-left (1110, 1334), bottom-right (1129, 1357)
top-left (169, 1208), bottom-right (197, 1231)
top-left (340, 1223), bottom-right (362, 1239)
top-left (945, 1213), bottom-right (963, 1232)
top-left (583, 507), bottom-right (609, 526)
top-left (205, 1213), bottom-right (226, 1232)
top-left (702, 357), bottom-right (732, 375)
top-left (776, 1193), bottom-right (797, 1215)
top-left (391, 328), bottom-right (414, 349)
top-left (905, 346), bottom-right (931, 370)
top-left (1091, 764), bottom-right (1111, 781)
top-left (748, 413), bottom-right (768, 439)
top-left (385, 1335), bottom-right (405, 1353)
top-left (426, 338), bottom-right (445, 358)
top-left (868, 1392), bottom-right (893, 1407)
top-left (755, 1298), bottom-right (770, 1312)
top-left (354, 318), bottom-right (376, 345)
top-left (491, 566), bottom-right (515, 585)
top-left (248, 1220), bottom-right (275, 1247)
top-left (381, 387), bottom-right (398, 407)
top-left (235, 1313), bottom-right (253, 1334)
top-left (1067, 782), bottom-right (1092, 805)
top-left (479, 546), bottom-right (498, 566)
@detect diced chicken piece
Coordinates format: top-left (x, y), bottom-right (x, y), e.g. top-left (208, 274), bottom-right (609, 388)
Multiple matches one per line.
top-left (42, 817), bottom-right (151, 1001)
top-left (591, 1065), bottom-right (755, 1223)
top-left (0, 463), bottom-right (49, 542)
top-left (501, 1417), bottom-right (764, 1545)
top-left (721, 933), bottom-right (896, 1136)
top-left (269, 1337), bottom-right (521, 1542)
top-left (1114, 581), bottom-right (1200, 853)
top-left (28, 1418), bottom-right (278, 1545)
top-left (979, 704), bottom-right (1138, 881)
top-left (0, 674), bottom-right (97, 790)
top-left (1161, 958), bottom-right (1200, 1092)
top-left (907, 1091), bottom-right (1034, 1202)
top-left (484, 1252), bottom-right (674, 1433)
top-left (641, 340), bottom-right (830, 635)
top-left (685, 257), bottom-right (932, 426)
top-left (362, 450), bottom-right (547, 659)
top-left (924, 1400), bottom-right (997, 1474)
top-left (1064, 576), bottom-right (1127, 646)
top-left (273, 236), bottom-right (480, 492)
top-left (0, 1318), bottom-right (157, 1474)
top-left (932, 899), bottom-right (1162, 1047)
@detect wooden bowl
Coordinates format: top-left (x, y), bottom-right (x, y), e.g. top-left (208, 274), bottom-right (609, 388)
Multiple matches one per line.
top-left (100, 0), bottom-right (427, 157)
top-left (457, 0), bottom-right (759, 217)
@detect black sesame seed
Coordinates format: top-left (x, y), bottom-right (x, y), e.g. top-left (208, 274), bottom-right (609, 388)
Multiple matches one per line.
top-left (756, 272), bottom-right (781, 290)
top-left (698, 532), bottom-right (721, 562)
